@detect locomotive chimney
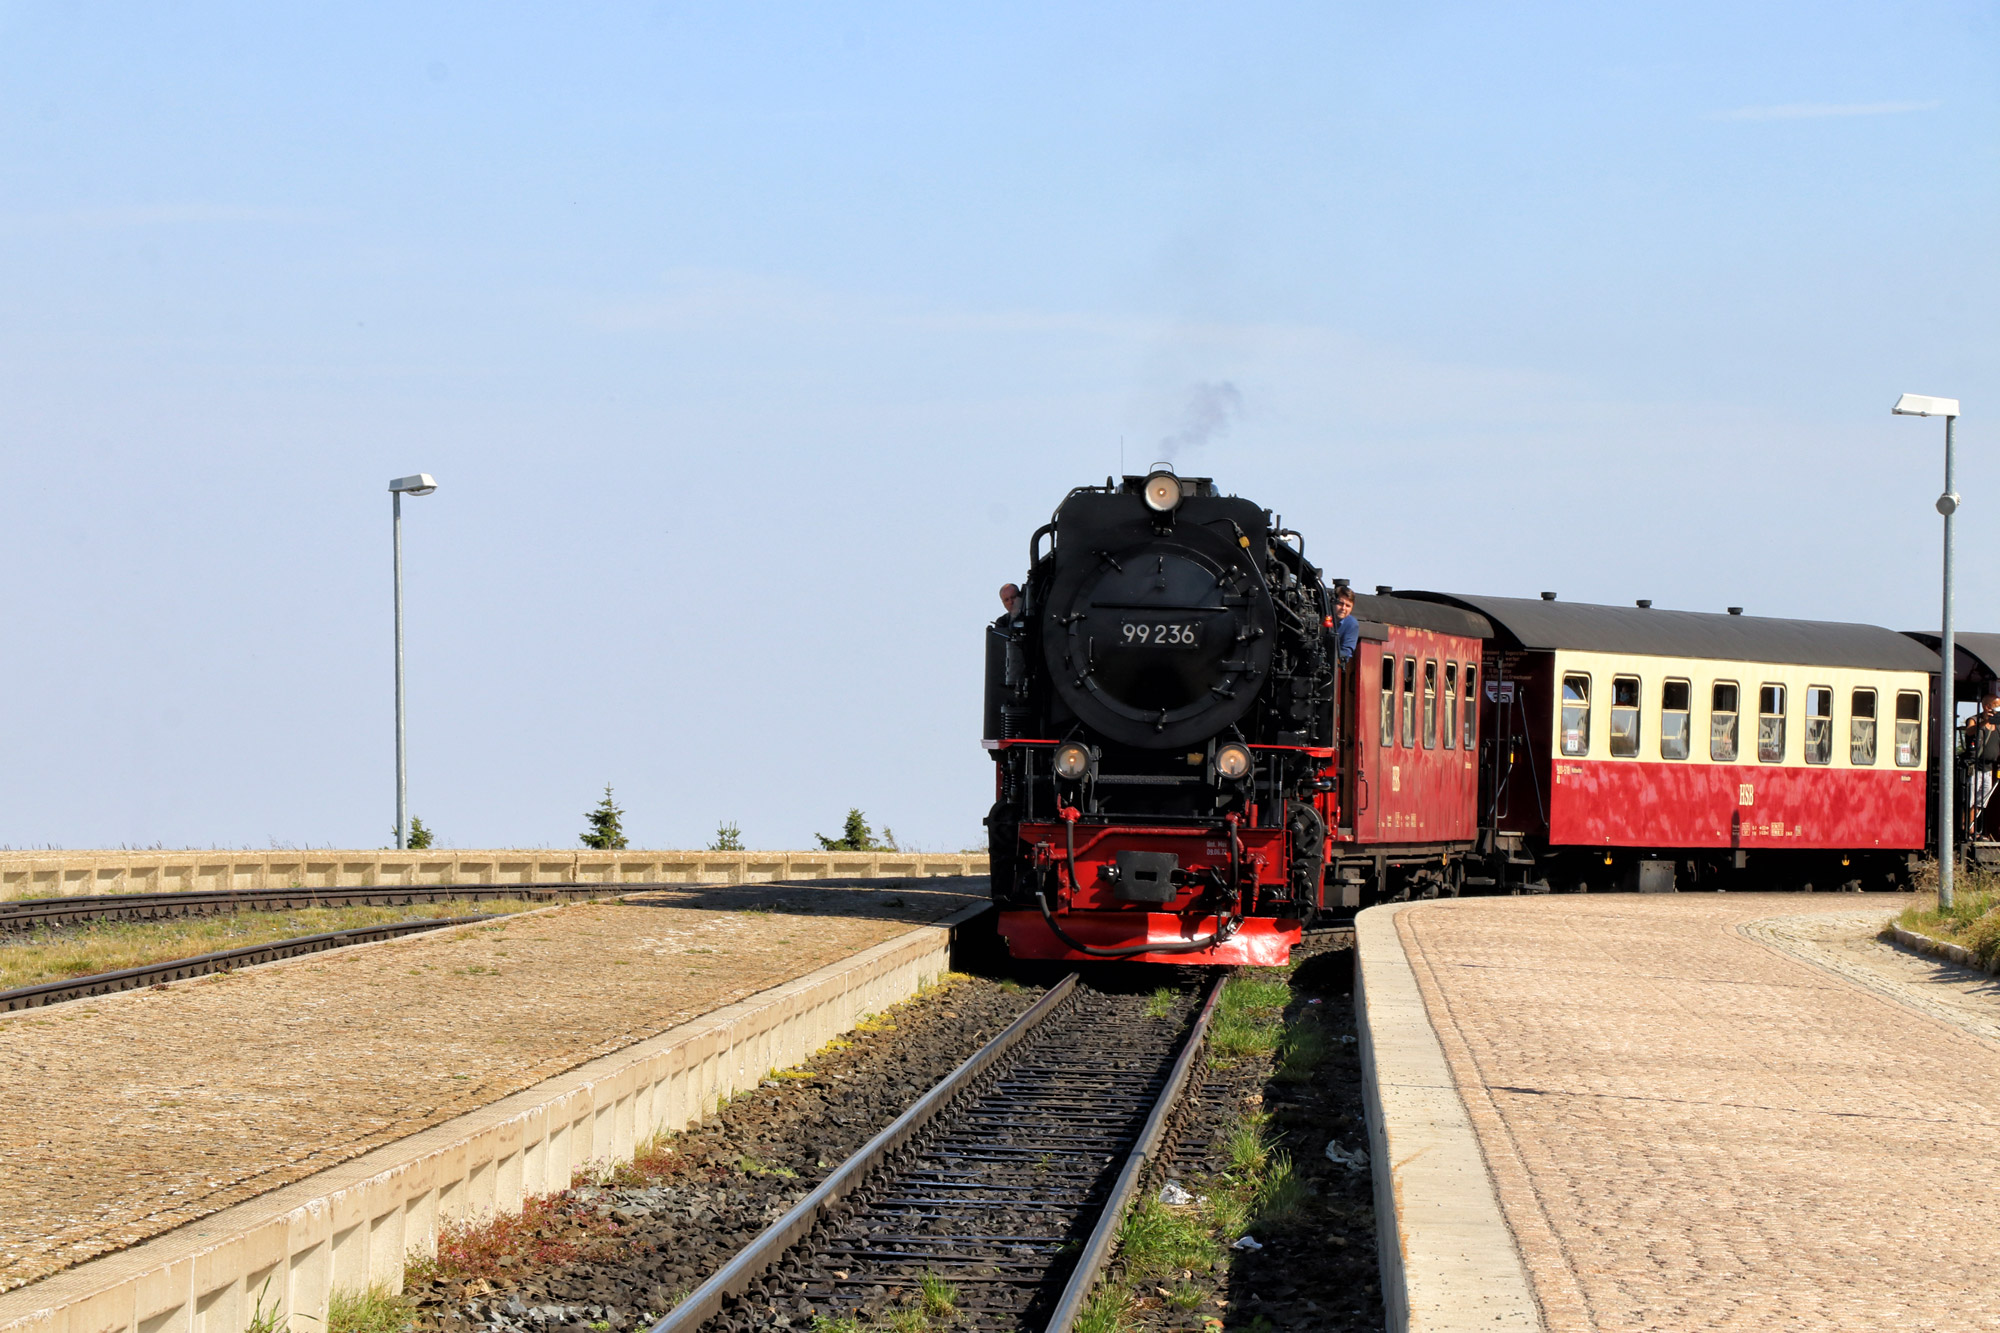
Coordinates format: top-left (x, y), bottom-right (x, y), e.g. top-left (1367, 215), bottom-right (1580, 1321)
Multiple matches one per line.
top-left (1636, 599), bottom-right (1652, 608)
top-left (1728, 606), bottom-right (1744, 615)
top-left (1375, 585), bottom-right (1393, 595)
top-left (1540, 591), bottom-right (1557, 601)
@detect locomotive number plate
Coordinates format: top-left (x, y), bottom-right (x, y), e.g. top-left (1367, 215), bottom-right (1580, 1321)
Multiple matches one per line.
top-left (1119, 620), bottom-right (1201, 648)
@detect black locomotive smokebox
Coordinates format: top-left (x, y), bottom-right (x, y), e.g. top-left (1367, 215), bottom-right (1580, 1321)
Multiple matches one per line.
top-left (1040, 486), bottom-right (1277, 749)
top-left (1113, 850), bottom-right (1179, 904)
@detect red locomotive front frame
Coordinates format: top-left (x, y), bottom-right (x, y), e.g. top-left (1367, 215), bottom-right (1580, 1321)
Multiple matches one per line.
top-left (997, 820), bottom-right (1304, 966)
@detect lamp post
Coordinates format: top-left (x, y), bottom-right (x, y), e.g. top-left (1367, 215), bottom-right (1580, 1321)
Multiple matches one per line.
top-left (389, 473), bottom-right (439, 851)
top-left (1893, 395), bottom-right (1960, 909)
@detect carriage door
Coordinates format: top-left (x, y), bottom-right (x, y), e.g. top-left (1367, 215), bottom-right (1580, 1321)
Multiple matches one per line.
top-left (1338, 646), bottom-right (1363, 834)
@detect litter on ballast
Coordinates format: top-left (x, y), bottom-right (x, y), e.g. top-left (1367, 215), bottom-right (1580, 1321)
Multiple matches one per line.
top-left (1325, 1141), bottom-right (1369, 1170)
top-left (1232, 1235), bottom-right (1263, 1251)
top-left (1158, 1180), bottom-right (1196, 1206)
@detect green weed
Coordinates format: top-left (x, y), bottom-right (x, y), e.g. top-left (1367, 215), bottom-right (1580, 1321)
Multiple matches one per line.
top-left (918, 1273), bottom-right (959, 1319)
top-left (1118, 1196), bottom-right (1223, 1281)
top-left (326, 1284), bottom-right (414, 1333)
top-left (1145, 987), bottom-right (1177, 1019)
top-left (1254, 1151), bottom-right (1311, 1226)
top-left (1223, 1114), bottom-right (1271, 1175)
top-left (1275, 1020), bottom-right (1329, 1083)
top-left (1072, 1284), bottom-right (1131, 1333)
top-left (809, 1316), bottom-right (863, 1333)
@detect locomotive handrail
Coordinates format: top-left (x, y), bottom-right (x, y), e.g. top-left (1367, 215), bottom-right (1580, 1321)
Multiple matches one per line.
top-left (1030, 521), bottom-right (1055, 569)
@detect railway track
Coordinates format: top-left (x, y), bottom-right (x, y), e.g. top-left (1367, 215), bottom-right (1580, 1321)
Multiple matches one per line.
top-left (653, 972), bottom-right (1221, 1333)
top-left (0, 882), bottom-right (643, 933)
top-left (0, 914), bottom-right (492, 1012)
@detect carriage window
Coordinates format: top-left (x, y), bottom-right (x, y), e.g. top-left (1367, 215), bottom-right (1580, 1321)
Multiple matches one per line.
top-left (1560, 673), bottom-right (1590, 756)
top-left (1758, 683), bottom-right (1787, 763)
top-left (1422, 661), bottom-right (1438, 749)
top-left (1804, 686), bottom-right (1833, 765)
top-left (1851, 688), bottom-right (1877, 766)
top-left (1443, 663), bottom-right (1458, 750)
top-left (1463, 665), bottom-right (1478, 748)
top-left (1660, 679), bottom-right (1691, 759)
top-left (1610, 676), bottom-right (1641, 757)
top-left (1379, 656), bottom-right (1395, 747)
top-left (1401, 657), bottom-right (1417, 747)
top-left (1712, 681), bottom-right (1740, 762)
top-left (1895, 690), bottom-right (1923, 767)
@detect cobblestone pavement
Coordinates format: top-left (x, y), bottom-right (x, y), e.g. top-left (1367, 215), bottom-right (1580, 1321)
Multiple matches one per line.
top-left (0, 880), bottom-right (978, 1295)
top-left (1398, 892), bottom-right (2000, 1332)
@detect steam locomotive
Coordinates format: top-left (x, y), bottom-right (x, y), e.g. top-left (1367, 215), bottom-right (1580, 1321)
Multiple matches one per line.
top-left (982, 470), bottom-right (1340, 964)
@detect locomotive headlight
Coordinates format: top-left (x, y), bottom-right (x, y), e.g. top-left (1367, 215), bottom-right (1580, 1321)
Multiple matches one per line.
top-left (1053, 742), bottom-right (1092, 781)
top-left (1215, 743), bottom-right (1253, 781)
top-left (1142, 469), bottom-right (1183, 513)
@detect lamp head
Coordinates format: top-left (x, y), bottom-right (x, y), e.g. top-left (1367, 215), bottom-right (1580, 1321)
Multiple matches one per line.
top-left (389, 473), bottom-right (438, 496)
top-left (1893, 394), bottom-right (1960, 419)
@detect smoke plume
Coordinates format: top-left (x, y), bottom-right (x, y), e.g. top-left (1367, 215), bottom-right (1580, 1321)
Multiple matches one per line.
top-left (1157, 381), bottom-right (1244, 463)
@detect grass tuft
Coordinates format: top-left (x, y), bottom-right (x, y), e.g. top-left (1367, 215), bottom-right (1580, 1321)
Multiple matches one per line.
top-left (809, 1317), bottom-right (863, 1333)
top-left (1896, 877), bottom-right (2000, 967)
top-left (1145, 987), bottom-right (1177, 1019)
top-left (1254, 1150), bottom-right (1311, 1226)
top-left (1072, 1284), bottom-right (1131, 1333)
top-left (1118, 1196), bottom-right (1224, 1281)
top-left (1207, 973), bottom-right (1286, 1061)
top-left (1274, 1019), bottom-right (1329, 1083)
top-left (918, 1273), bottom-right (959, 1319)
top-left (326, 1284), bottom-right (414, 1333)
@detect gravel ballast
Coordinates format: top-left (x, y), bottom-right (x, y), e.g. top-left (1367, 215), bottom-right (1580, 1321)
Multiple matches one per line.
top-left (408, 973), bottom-right (1043, 1333)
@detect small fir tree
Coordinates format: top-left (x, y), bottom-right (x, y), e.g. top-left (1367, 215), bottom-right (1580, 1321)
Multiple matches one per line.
top-left (580, 785), bottom-right (629, 850)
top-left (407, 816), bottom-right (435, 850)
top-left (710, 821), bottom-right (744, 852)
top-left (815, 808), bottom-right (884, 851)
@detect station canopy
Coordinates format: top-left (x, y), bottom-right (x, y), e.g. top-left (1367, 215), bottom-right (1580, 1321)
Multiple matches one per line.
top-left (1392, 592), bottom-right (1940, 672)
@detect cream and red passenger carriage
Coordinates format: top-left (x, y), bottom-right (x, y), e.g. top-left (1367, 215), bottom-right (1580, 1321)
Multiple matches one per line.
top-left (1404, 593), bottom-right (1937, 892)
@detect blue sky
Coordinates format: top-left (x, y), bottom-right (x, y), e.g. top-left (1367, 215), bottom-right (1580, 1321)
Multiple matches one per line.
top-left (0, 2), bottom-right (1993, 851)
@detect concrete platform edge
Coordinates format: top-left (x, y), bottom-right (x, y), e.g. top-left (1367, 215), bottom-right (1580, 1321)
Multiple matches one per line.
top-left (1355, 903), bottom-right (1541, 1332)
top-left (0, 902), bottom-right (991, 1333)
top-left (1888, 923), bottom-right (1995, 974)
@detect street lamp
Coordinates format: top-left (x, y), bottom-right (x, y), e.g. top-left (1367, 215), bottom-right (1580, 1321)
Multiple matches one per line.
top-left (1893, 394), bottom-right (1961, 908)
top-left (389, 473), bottom-right (438, 851)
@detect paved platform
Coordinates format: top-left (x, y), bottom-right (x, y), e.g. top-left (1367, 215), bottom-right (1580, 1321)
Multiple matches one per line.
top-left (0, 879), bottom-right (980, 1297)
top-left (1362, 893), bottom-right (2000, 1332)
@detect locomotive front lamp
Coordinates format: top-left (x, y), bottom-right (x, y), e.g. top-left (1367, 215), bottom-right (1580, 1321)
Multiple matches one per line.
top-left (1054, 742), bottom-right (1092, 781)
top-left (1893, 392), bottom-right (1961, 909)
top-left (1142, 469), bottom-right (1184, 513)
top-left (1215, 743), bottom-right (1253, 781)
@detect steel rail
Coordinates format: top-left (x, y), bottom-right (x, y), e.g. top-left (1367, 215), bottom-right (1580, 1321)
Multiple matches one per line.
top-left (0, 883), bottom-right (657, 932)
top-left (649, 973), bottom-right (1083, 1333)
top-left (0, 914), bottom-right (491, 1011)
top-left (1041, 972), bottom-right (1225, 1333)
